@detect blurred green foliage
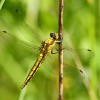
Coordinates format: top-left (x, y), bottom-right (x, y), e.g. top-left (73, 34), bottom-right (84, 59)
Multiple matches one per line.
top-left (0, 0), bottom-right (99, 100)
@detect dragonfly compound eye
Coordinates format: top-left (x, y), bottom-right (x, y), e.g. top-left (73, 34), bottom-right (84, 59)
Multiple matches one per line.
top-left (50, 32), bottom-right (56, 40)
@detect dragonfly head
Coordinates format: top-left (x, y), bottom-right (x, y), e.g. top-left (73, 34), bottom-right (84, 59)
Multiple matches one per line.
top-left (50, 32), bottom-right (57, 40)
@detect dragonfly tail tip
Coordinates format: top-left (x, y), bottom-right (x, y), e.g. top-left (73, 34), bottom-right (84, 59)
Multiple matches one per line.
top-left (20, 85), bottom-right (25, 89)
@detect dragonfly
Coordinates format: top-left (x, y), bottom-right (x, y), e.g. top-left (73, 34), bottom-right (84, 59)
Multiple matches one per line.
top-left (20, 32), bottom-right (60, 89)
top-left (0, 9), bottom-right (94, 89)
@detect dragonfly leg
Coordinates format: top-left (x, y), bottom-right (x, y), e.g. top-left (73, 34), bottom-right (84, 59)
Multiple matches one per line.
top-left (56, 35), bottom-right (63, 44)
top-left (51, 49), bottom-right (58, 54)
top-left (51, 47), bottom-right (65, 54)
top-left (56, 48), bottom-right (66, 52)
top-left (56, 40), bottom-right (61, 44)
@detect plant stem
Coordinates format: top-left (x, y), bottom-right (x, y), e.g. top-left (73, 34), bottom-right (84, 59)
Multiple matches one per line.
top-left (58, 0), bottom-right (64, 100)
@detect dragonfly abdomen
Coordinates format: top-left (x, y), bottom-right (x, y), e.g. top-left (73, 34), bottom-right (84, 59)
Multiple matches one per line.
top-left (20, 53), bottom-right (46, 89)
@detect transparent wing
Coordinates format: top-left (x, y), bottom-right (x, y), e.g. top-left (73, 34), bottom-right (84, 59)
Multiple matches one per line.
top-left (63, 47), bottom-right (94, 66)
top-left (0, 9), bottom-right (44, 47)
top-left (0, 30), bottom-right (40, 61)
top-left (36, 52), bottom-right (80, 80)
top-left (1, 30), bottom-right (40, 48)
top-left (15, 9), bottom-right (43, 44)
top-left (39, 46), bottom-right (94, 80)
top-left (63, 47), bottom-right (94, 80)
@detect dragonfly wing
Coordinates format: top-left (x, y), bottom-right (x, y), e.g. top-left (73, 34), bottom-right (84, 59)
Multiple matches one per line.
top-left (40, 52), bottom-right (84, 80)
top-left (0, 9), bottom-right (43, 46)
top-left (63, 63), bottom-right (85, 80)
top-left (0, 30), bottom-right (40, 60)
top-left (63, 47), bottom-right (94, 79)
top-left (15, 9), bottom-right (43, 44)
top-left (63, 47), bottom-right (94, 66)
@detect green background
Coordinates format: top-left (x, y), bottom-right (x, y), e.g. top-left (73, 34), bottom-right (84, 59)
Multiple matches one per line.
top-left (0, 0), bottom-right (99, 100)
